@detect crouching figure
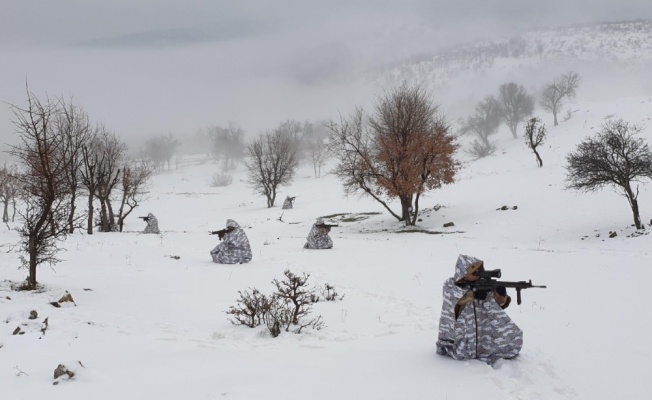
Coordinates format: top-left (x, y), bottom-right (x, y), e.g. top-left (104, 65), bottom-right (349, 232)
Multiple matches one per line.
top-left (282, 196), bottom-right (296, 210)
top-left (141, 213), bottom-right (160, 234)
top-left (210, 219), bottom-right (252, 264)
top-left (436, 254), bottom-right (522, 364)
top-left (303, 218), bottom-right (335, 249)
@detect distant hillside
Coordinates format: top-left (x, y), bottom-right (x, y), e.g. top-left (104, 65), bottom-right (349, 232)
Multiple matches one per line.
top-left (366, 19), bottom-right (652, 88)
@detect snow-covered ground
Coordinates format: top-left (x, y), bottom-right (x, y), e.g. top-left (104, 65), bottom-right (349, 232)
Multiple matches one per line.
top-left (2, 92), bottom-right (652, 399)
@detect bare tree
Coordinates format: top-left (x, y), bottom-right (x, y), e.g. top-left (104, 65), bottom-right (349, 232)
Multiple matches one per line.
top-left (540, 71), bottom-right (581, 126)
top-left (565, 119), bottom-right (652, 229)
top-left (329, 84), bottom-right (459, 226)
top-left (115, 162), bottom-right (152, 232)
top-left (208, 122), bottom-right (246, 171)
top-left (143, 133), bottom-right (179, 172)
top-left (0, 164), bottom-right (20, 223)
top-left (245, 129), bottom-right (298, 208)
top-left (79, 128), bottom-right (102, 234)
top-left (80, 125), bottom-right (126, 233)
top-left (302, 121), bottom-right (330, 177)
top-left (277, 119), bottom-right (304, 160)
top-left (56, 99), bottom-right (93, 233)
top-left (460, 95), bottom-right (502, 159)
top-left (498, 82), bottom-right (535, 139)
top-left (95, 128), bottom-right (126, 232)
top-left (524, 117), bottom-right (546, 168)
top-left (8, 89), bottom-right (74, 289)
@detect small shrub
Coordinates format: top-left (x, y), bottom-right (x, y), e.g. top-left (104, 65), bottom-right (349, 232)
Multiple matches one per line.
top-left (320, 283), bottom-right (344, 301)
top-left (467, 139), bottom-right (496, 159)
top-left (210, 172), bottom-right (233, 187)
top-left (225, 270), bottom-right (328, 337)
top-left (225, 288), bottom-right (271, 328)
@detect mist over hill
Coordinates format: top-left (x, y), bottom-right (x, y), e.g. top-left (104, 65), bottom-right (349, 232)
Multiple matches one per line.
top-left (1, 18), bottom-right (651, 163)
top-left (358, 20), bottom-right (652, 128)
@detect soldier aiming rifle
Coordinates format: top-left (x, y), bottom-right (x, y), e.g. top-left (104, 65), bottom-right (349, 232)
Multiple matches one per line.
top-left (282, 195), bottom-right (298, 209)
top-left (436, 255), bottom-right (540, 364)
top-left (304, 218), bottom-right (335, 249)
top-left (141, 213), bottom-right (160, 234)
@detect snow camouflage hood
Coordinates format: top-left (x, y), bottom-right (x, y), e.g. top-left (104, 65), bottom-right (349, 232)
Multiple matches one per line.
top-left (210, 219), bottom-right (252, 264)
top-left (304, 218), bottom-right (333, 249)
top-left (282, 196), bottom-right (293, 209)
top-left (143, 213), bottom-right (160, 234)
top-left (436, 254), bottom-right (523, 364)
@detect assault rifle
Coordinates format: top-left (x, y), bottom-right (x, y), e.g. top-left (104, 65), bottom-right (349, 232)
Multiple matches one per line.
top-left (139, 216), bottom-right (150, 222)
top-left (316, 223), bottom-right (338, 230)
top-left (209, 228), bottom-right (228, 240)
top-left (455, 269), bottom-right (546, 305)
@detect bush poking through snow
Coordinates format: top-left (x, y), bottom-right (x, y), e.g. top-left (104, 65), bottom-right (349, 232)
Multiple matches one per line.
top-left (210, 172), bottom-right (233, 187)
top-left (226, 270), bottom-right (327, 337)
top-left (226, 288), bottom-right (272, 328)
top-left (320, 283), bottom-right (344, 301)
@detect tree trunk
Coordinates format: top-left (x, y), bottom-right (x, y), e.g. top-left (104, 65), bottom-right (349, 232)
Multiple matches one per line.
top-left (534, 149), bottom-right (543, 168)
top-left (400, 196), bottom-right (414, 226)
top-left (510, 124), bottom-right (518, 139)
top-left (625, 185), bottom-right (643, 229)
top-left (2, 200), bottom-right (8, 223)
top-left (68, 191), bottom-right (77, 233)
top-left (99, 198), bottom-right (108, 231)
top-left (28, 235), bottom-right (37, 289)
top-left (107, 200), bottom-right (116, 230)
top-left (553, 111), bottom-right (558, 126)
top-left (87, 192), bottom-right (94, 234)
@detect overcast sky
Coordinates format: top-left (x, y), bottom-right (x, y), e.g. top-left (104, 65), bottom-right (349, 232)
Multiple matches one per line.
top-left (1, 1), bottom-right (650, 153)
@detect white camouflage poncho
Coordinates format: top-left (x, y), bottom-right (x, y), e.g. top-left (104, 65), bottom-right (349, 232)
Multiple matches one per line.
top-left (436, 254), bottom-right (523, 364)
top-left (282, 196), bottom-right (294, 209)
top-left (303, 218), bottom-right (333, 249)
top-left (210, 219), bottom-right (252, 264)
top-left (143, 213), bottom-right (160, 234)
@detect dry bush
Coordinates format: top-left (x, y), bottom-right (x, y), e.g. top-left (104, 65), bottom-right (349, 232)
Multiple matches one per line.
top-left (210, 172), bottom-right (233, 187)
top-left (466, 139), bottom-right (496, 159)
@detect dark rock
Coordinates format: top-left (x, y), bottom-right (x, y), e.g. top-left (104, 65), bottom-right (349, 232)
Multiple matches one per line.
top-left (53, 364), bottom-right (75, 380)
top-left (443, 222), bottom-right (455, 227)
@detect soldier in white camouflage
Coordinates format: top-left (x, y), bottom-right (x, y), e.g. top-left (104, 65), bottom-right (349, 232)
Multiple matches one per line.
top-left (210, 219), bottom-right (252, 264)
top-left (142, 213), bottom-right (160, 234)
top-left (436, 254), bottom-right (523, 364)
top-left (303, 218), bottom-right (334, 249)
top-left (282, 196), bottom-right (295, 209)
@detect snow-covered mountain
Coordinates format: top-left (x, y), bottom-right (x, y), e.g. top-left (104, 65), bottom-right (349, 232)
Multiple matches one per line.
top-left (366, 19), bottom-right (652, 92)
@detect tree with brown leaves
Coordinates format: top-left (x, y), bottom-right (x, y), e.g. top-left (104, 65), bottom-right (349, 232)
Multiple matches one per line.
top-left (329, 84), bottom-right (459, 226)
